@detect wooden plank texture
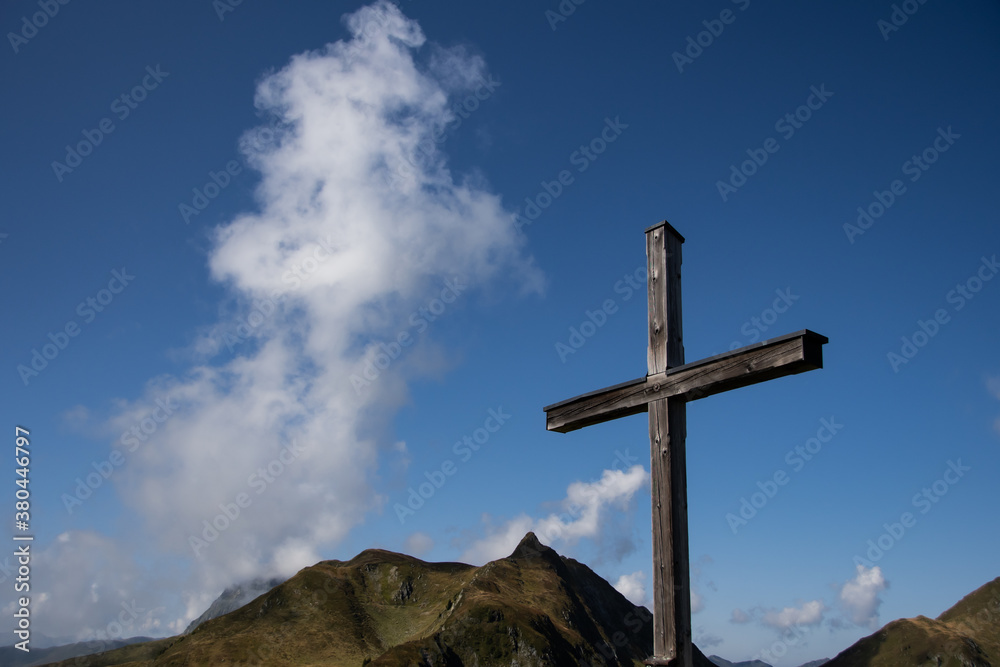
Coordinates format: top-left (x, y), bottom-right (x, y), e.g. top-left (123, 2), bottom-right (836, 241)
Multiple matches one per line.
top-left (545, 331), bottom-right (827, 433)
top-left (645, 222), bottom-right (692, 665)
top-left (542, 222), bottom-right (828, 667)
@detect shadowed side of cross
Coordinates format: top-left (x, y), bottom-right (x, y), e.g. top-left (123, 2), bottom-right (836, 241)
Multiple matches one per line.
top-left (543, 221), bottom-right (827, 667)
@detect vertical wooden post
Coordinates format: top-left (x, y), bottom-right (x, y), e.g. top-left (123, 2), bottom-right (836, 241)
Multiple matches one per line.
top-left (645, 222), bottom-right (692, 667)
top-left (544, 222), bottom-right (827, 665)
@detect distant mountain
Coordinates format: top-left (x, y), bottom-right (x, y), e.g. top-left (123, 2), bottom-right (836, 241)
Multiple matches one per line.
top-left (0, 637), bottom-right (152, 667)
top-left (709, 655), bottom-right (772, 667)
top-left (39, 532), bottom-right (719, 666)
top-left (183, 575), bottom-right (285, 633)
top-left (825, 576), bottom-right (1000, 667)
top-left (709, 652), bottom-right (827, 667)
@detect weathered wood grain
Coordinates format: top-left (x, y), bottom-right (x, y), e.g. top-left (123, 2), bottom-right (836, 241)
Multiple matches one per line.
top-left (646, 223), bottom-right (692, 665)
top-left (543, 222), bottom-right (827, 667)
top-left (545, 330), bottom-right (827, 434)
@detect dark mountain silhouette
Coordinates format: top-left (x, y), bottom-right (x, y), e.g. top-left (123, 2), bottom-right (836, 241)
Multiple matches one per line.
top-left (707, 654), bottom-right (828, 667)
top-left (708, 655), bottom-right (773, 667)
top-left (38, 533), bottom-right (717, 666)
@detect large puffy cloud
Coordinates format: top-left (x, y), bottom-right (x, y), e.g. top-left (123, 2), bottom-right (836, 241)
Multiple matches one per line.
top-left (44, 0), bottom-right (540, 636)
top-left (460, 465), bottom-right (649, 564)
top-left (839, 564), bottom-right (888, 628)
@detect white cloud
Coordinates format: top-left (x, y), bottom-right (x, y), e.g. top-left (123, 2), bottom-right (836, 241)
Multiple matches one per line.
top-left (3, 532), bottom-right (170, 642)
top-left (730, 599), bottom-right (824, 632)
top-left (614, 571), bottom-right (647, 607)
top-left (460, 514), bottom-right (536, 565)
top-left (691, 587), bottom-right (705, 614)
top-left (74, 0), bottom-right (539, 636)
top-left (839, 564), bottom-right (888, 628)
top-left (761, 600), bottom-right (826, 630)
top-left (404, 532), bottom-right (434, 556)
top-left (988, 376), bottom-right (1000, 400)
top-left (61, 404), bottom-right (91, 431)
top-left (461, 465), bottom-right (649, 564)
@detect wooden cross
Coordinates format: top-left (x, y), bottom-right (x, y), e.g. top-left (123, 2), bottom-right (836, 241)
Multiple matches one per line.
top-left (543, 222), bottom-right (827, 666)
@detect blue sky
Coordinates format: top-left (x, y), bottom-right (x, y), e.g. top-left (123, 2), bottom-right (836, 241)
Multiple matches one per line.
top-left (2, 0), bottom-right (998, 664)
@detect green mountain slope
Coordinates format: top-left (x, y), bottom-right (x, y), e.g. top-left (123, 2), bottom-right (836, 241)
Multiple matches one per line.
top-left (0, 637), bottom-right (154, 667)
top-left (825, 576), bottom-right (1000, 667)
top-left (41, 533), bottom-right (718, 667)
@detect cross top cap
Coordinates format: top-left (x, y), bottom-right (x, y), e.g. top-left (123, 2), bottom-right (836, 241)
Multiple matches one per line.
top-left (645, 220), bottom-right (685, 242)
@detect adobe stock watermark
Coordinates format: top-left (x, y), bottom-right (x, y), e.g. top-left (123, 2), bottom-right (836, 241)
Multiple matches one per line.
top-left (51, 66), bottom-right (170, 182)
top-left (7, 0), bottom-right (72, 54)
top-left (61, 397), bottom-right (178, 514)
top-left (512, 116), bottom-right (628, 231)
top-left (672, 0), bottom-right (751, 73)
top-left (17, 268), bottom-right (135, 386)
top-left (213, 0), bottom-right (245, 21)
top-left (886, 254), bottom-right (997, 373)
top-left (212, 237), bottom-right (334, 357)
top-left (727, 288), bottom-right (799, 351)
top-left (62, 600), bottom-right (152, 665)
top-left (178, 160), bottom-right (243, 224)
top-left (716, 84), bottom-right (834, 201)
top-left (394, 407), bottom-right (511, 523)
top-left (726, 416), bottom-right (844, 534)
top-left (384, 76), bottom-right (502, 193)
top-left (179, 110), bottom-right (290, 225)
top-left (189, 439), bottom-right (307, 558)
top-left (877, 0), bottom-right (930, 41)
top-left (843, 126), bottom-right (960, 244)
top-left (350, 277), bottom-right (467, 394)
top-left (752, 623), bottom-right (814, 665)
top-left (555, 264), bottom-right (646, 363)
top-left (610, 448), bottom-right (640, 472)
top-left (545, 0), bottom-right (588, 31)
top-left (853, 459), bottom-right (970, 568)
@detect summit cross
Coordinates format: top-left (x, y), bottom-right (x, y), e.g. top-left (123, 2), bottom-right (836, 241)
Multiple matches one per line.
top-left (543, 221), bottom-right (828, 666)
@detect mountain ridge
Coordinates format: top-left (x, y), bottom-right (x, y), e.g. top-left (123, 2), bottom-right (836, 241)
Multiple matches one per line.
top-left (184, 575), bottom-right (285, 634)
top-left (30, 540), bottom-right (998, 667)
top-left (824, 576), bottom-right (1000, 667)
top-left (40, 532), bottom-right (718, 667)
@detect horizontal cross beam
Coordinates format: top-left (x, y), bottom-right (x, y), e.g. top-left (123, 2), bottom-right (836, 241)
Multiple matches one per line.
top-left (544, 330), bottom-right (827, 434)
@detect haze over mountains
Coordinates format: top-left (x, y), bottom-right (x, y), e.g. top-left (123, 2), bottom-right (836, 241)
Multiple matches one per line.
top-left (36, 533), bottom-right (712, 666)
top-left (12, 535), bottom-right (997, 667)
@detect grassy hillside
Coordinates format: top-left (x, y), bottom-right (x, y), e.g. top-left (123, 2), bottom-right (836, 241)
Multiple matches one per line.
top-left (41, 533), bottom-right (718, 667)
top-left (825, 577), bottom-right (1000, 667)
